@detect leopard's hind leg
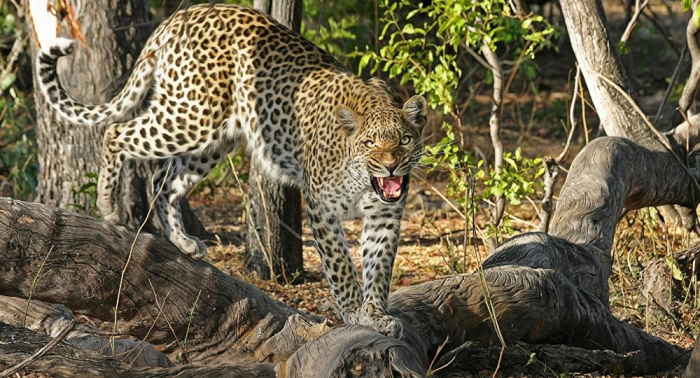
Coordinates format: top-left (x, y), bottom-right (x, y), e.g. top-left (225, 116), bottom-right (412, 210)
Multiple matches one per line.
top-left (97, 114), bottom-right (160, 223)
top-left (152, 148), bottom-right (231, 258)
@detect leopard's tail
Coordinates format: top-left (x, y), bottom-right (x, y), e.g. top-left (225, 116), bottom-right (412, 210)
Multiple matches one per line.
top-left (35, 36), bottom-right (156, 127)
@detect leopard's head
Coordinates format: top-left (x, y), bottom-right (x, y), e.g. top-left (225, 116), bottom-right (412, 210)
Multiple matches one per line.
top-left (338, 95), bottom-right (427, 203)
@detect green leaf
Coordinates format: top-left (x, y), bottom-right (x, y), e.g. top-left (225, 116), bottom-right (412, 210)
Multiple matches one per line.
top-left (684, 0), bottom-right (693, 11)
top-left (0, 73), bottom-right (15, 91)
top-left (666, 257), bottom-right (685, 281)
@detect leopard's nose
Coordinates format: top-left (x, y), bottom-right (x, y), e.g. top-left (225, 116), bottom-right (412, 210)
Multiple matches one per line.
top-left (384, 162), bottom-right (397, 175)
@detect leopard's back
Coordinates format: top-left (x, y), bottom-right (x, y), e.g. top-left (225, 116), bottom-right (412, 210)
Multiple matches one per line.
top-left (137, 5), bottom-right (349, 180)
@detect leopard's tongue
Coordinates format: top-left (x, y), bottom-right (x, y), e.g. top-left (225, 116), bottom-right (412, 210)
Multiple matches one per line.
top-left (378, 176), bottom-right (403, 196)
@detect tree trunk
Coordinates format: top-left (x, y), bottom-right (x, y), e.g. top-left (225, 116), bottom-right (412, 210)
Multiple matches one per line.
top-left (0, 136), bottom-right (694, 376)
top-left (246, 0), bottom-right (304, 282)
top-left (559, 0), bottom-right (658, 148)
top-left (30, 0), bottom-right (208, 238)
top-left (32, 0), bottom-right (150, 219)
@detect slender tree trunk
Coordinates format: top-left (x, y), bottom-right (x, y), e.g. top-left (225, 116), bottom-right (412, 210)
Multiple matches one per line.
top-left (246, 0), bottom-right (304, 282)
top-left (30, 1), bottom-right (208, 237)
top-left (559, 0), bottom-right (657, 148)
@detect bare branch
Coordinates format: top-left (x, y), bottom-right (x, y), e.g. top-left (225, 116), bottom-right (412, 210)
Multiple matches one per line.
top-left (620, 0), bottom-right (649, 44)
top-left (679, 0), bottom-right (700, 117)
top-left (481, 43), bottom-right (506, 251)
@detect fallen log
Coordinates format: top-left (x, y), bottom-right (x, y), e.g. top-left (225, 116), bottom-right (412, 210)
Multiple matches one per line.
top-left (0, 295), bottom-right (173, 368)
top-left (0, 321), bottom-right (276, 378)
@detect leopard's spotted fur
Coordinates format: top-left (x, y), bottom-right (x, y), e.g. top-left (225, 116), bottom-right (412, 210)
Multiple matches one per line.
top-left (34, 4), bottom-right (426, 336)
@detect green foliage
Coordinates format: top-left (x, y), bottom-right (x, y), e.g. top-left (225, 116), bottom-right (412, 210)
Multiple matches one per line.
top-left (425, 133), bottom-right (544, 215)
top-left (0, 89), bottom-right (37, 199)
top-left (69, 172), bottom-right (99, 213)
top-left (301, 0), bottom-right (375, 66)
top-left (192, 152), bottom-right (249, 195)
top-left (358, 0), bottom-right (553, 237)
top-left (303, 15), bottom-right (358, 58)
top-left (0, 3), bottom-right (36, 200)
top-left (477, 148), bottom-right (544, 206)
top-left (357, 0), bottom-right (554, 113)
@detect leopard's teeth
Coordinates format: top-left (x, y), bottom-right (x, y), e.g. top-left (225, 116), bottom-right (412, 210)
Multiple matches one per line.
top-left (394, 189), bottom-right (401, 198)
top-left (378, 177), bottom-right (385, 186)
top-left (383, 191), bottom-right (389, 199)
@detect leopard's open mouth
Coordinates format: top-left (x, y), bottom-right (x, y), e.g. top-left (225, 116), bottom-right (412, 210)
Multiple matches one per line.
top-left (371, 175), bottom-right (409, 203)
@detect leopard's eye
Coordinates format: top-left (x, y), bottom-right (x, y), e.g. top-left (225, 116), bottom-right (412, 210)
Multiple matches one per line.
top-left (400, 135), bottom-right (412, 145)
top-left (364, 140), bottom-right (376, 148)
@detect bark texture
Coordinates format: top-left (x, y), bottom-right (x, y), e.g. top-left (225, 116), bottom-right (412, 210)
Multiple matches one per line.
top-left (0, 322), bottom-right (276, 378)
top-left (0, 197), bottom-right (324, 365)
top-left (0, 295), bottom-right (172, 368)
top-left (245, 0), bottom-right (304, 282)
top-left (559, 0), bottom-right (657, 149)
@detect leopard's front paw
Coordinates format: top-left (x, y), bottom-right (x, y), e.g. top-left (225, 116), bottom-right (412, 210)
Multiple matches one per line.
top-left (180, 237), bottom-right (208, 259)
top-left (360, 313), bottom-right (403, 339)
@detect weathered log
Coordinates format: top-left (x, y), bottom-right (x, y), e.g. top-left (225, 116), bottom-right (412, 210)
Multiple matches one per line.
top-left (0, 196), bottom-right (327, 365)
top-left (0, 295), bottom-right (172, 368)
top-left (486, 137), bottom-right (700, 304)
top-left (0, 321), bottom-right (276, 378)
top-left (684, 334), bottom-right (700, 378)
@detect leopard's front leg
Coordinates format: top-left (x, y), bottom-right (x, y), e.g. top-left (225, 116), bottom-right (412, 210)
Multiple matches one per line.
top-left (357, 192), bottom-right (405, 338)
top-left (306, 198), bottom-right (363, 324)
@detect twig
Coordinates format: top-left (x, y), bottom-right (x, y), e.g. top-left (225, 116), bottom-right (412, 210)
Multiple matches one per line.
top-left (112, 160), bottom-right (172, 345)
top-left (427, 336), bottom-right (451, 373)
top-left (0, 319), bottom-right (75, 378)
top-left (557, 66), bottom-right (581, 162)
top-left (23, 245), bottom-right (54, 327)
top-left (655, 46), bottom-right (688, 125)
top-left (594, 71), bottom-right (700, 192)
top-left (579, 71), bottom-right (589, 145)
top-left (469, 179), bottom-right (506, 349)
top-left (147, 280), bottom-right (191, 363)
top-left (492, 346), bottom-right (506, 378)
top-left (539, 66), bottom-right (581, 232)
top-left (620, 0), bottom-right (650, 44)
top-left (124, 295), bottom-right (168, 365)
top-left (226, 155), bottom-right (275, 279)
top-left (480, 41), bottom-right (506, 251)
top-left (182, 289), bottom-right (202, 346)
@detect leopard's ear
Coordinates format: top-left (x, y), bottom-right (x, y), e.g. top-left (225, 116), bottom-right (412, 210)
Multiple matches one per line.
top-left (336, 105), bottom-right (362, 136)
top-left (403, 95), bottom-right (427, 132)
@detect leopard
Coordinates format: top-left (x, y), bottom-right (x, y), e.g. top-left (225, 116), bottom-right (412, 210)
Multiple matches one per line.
top-left (32, 3), bottom-right (427, 337)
